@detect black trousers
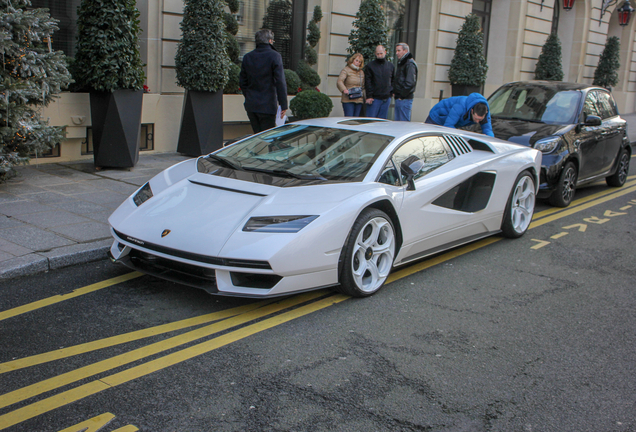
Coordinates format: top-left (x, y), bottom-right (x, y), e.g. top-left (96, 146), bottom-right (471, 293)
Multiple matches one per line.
top-left (247, 111), bottom-right (276, 134)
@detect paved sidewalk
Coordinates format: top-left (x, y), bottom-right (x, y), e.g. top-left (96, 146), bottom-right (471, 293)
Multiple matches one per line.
top-left (0, 152), bottom-right (191, 281)
top-left (1, 114), bottom-right (636, 282)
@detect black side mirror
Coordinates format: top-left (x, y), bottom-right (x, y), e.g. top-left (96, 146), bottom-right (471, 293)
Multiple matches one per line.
top-left (400, 155), bottom-right (424, 191)
top-left (583, 115), bottom-right (602, 127)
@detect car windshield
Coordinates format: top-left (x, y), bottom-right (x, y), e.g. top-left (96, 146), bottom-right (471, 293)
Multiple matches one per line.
top-left (202, 124), bottom-right (394, 182)
top-left (489, 85), bottom-right (582, 124)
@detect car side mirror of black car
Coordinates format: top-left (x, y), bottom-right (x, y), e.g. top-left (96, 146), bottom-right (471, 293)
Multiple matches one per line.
top-left (583, 115), bottom-right (602, 127)
top-left (401, 155), bottom-right (424, 191)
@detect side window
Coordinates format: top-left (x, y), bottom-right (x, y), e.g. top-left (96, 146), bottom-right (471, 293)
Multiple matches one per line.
top-left (583, 91), bottom-right (601, 119)
top-left (378, 160), bottom-right (401, 186)
top-left (392, 136), bottom-right (452, 184)
top-left (596, 91), bottom-right (618, 119)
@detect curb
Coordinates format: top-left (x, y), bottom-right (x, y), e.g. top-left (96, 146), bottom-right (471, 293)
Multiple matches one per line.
top-left (0, 239), bottom-right (112, 281)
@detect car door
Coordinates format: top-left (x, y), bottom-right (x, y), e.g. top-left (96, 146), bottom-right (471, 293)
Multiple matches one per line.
top-left (577, 91), bottom-right (606, 180)
top-left (388, 135), bottom-right (488, 264)
top-left (595, 90), bottom-right (626, 173)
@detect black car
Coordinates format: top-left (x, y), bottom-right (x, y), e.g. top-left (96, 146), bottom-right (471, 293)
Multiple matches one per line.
top-left (483, 81), bottom-right (631, 207)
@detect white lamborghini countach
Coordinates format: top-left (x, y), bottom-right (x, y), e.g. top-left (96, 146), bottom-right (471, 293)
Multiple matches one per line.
top-left (108, 118), bottom-right (541, 298)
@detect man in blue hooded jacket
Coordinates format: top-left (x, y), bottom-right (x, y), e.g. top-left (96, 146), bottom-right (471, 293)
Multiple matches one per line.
top-left (425, 93), bottom-right (494, 137)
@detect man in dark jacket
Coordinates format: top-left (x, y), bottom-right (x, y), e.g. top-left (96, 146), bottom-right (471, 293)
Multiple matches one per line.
top-left (425, 93), bottom-right (494, 137)
top-left (364, 45), bottom-right (394, 119)
top-left (239, 29), bottom-right (288, 133)
top-left (393, 43), bottom-right (418, 121)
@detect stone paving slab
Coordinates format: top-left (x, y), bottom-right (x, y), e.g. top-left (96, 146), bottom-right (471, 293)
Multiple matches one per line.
top-left (0, 152), bottom-right (191, 281)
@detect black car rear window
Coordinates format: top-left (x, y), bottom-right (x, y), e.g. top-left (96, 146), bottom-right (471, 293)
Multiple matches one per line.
top-left (489, 85), bottom-right (582, 124)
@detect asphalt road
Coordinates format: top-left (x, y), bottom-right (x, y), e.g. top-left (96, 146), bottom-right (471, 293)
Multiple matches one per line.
top-left (1, 169), bottom-right (635, 432)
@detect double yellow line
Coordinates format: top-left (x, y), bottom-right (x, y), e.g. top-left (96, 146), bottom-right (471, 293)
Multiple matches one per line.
top-left (1, 175), bottom-right (634, 429)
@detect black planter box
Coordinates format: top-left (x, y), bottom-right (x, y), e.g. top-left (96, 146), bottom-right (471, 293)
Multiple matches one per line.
top-left (451, 85), bottom-right (482, 97)
top-left (177, 90), bottom-right (223, 156)
top-left (90, 90), bottom-right (143, 168)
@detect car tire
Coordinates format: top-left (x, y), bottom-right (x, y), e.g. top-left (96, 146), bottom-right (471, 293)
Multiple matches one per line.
top-left (501, 171), bottom-right (536, 238)
top-left (337, 208), bottom-right (396, 297)
top-left (606, 148), bottom-right (630, 187)
top-left (548, 161), bottom-right (577, 207)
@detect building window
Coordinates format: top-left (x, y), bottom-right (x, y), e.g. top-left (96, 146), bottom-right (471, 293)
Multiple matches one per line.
top-left (82, 125), bottom-right (154, 155)
top-left (384, 0), bottom-right (419, 62)
top-left (31, 143), bottom-right (60, 158)
top-left (472, 0), bottom-right (492, 59)
top-left (235, 0), bottom-right (306, 70)
top-left (30, 0), bottom-right (81, 57)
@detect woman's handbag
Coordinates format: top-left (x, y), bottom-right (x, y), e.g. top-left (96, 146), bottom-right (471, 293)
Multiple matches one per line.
top-left (348, 87), bottom-right (363, 99)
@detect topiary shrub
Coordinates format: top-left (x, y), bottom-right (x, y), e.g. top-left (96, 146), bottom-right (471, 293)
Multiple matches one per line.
top-left (448, 14), bottom-right (488, 87)
top-left (593, 36), bottom-right (621, 89)
top-left (226, 33), bottom-right (240, 64)
top-left (223, 11), bottom-right (238, 35)
top-left (224, 63), bottom-right (241, 94)
top-left (535, 33), bottom-right (563, 81)
top-left (296, 60), bottom-right (321, 88)
top-left (285, 69), bottom-right (301, 95)
top-left (347, 0), bottom-right (388, 65)
top-left (304, 46), bottom-right (317, 65)
top-left (290, 90), bottom-right (333, 119)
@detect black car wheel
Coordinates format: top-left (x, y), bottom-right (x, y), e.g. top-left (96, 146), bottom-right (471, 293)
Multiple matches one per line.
top-left (501, 171), bottom-right (536, 238)
top-left (337, 208), bottom-right (395, 297)
top-left (549, 161), bottom-right (577, 207)
top-left (606, 148), bottom-right (630, 187)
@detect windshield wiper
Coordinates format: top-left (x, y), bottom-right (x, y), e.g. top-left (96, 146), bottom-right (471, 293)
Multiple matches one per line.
top-left (494, 115), bottom-right (543, 123)
top-left (243, 166), bottom-right (326, 180)
top-left (207, 154), bottom-right (242, 170)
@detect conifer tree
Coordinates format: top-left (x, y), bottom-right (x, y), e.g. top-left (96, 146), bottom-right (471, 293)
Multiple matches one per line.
top-left (305, 6), bottom-right (323, 66)
top-left (593, 36), bottom-right (621, 89)
top-left (448, 14), bottom-right (488, 87)
top-left (0, 0), bottom-right (72, 181)
top-left (348, 0), bottom-right (388, 65)
top-left (175, 0), bottom-right (230, 92)
top-left (535, 33), bottom-right (564, 81)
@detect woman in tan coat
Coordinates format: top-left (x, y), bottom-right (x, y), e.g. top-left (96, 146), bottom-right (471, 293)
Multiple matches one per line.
top-left (337, 53), bottom-right (365, 117)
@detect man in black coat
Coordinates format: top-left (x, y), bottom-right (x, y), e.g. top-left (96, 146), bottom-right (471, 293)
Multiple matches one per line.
top-left (393, 43), bottom-right (418, 121)
top-left (239, 29), bottom-right (288, 133)
top-left (364, 45), bottom-right (394, 119)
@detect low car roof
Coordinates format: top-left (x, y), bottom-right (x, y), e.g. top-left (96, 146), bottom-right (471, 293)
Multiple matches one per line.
top-left (503, 80), bottom-right (603, 92)
top-left (291, 117), bottom-right (464, 138)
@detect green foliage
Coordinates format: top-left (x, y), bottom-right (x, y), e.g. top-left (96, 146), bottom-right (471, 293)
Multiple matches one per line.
top-left (290, 90), bottom-right (333, 119)
top-left (0, 0), bottom-right (72, 181)
top-left (72, 0), bottom-right (145, 92)
top-left (226, 33), bottom-right (240, 64)
top-left (347, 0), bottom-right (388, 65)
top-left (223, 11), bottom-right (238, 36)
top-left (175, 0), bottom-right (231, 92)
top-left (284, 69), bottom-right (301, 95)
top-left (312, 5), bottom-right (323, 23)
top-left (262, 0), bottom-right (292, 68)
top-left (296, 60), bottom-right (321, 88)
top-left (304, 45), bottom-right (317, 65)
top-left (224, 62), bottom-right (241, 94)
top-left (535, 33), bottom-right (564, 81)
top-left (307, 20), bottom-right (320, 48)
top-left (225, 0), bottom-right (239, 14)
top-left (593, 36), bottom-right (621, 88)
top-left (448, 14), bottom-right (488, 86)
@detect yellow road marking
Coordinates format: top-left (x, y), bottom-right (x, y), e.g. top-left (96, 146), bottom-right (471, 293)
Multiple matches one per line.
top-left (0, 272), bottom-right (142, 322)
top-left (0, 293), bottom-right (348, 430)
top-left (563, 223), bottom-right (587, 232)
top-left (550, 232), bottom-right (568, 239)
top-left (530, 239), bottom-right (551, 250)
top-left (0, 300), bottom-right (273, 374)
top-left (0, 290), bottom-right (329, 411)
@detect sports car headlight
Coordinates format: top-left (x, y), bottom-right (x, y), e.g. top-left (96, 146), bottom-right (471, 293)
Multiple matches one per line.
top-left (243, 215), bottom-right (319, 233)
top-left (133, 182), bottom-right (153, 206)
top-left (534, 137), bottom-right (561, 153)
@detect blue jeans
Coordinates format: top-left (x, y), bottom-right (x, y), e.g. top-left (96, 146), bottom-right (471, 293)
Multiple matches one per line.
top-left (394, 98), bottom-right (413, 121)
top-left (366, 98), bottom-right (390, 119)
top-left (342, 102), bottom-right (362, 117)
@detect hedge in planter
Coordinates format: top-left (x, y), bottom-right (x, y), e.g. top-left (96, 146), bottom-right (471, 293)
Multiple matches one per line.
top-left (290, 90), bottom-right (333, 120)
top-left (0, 0), bottom-right (72, 182)
top-left (535, 33), bottom-right (564, 81)
top-left (448, 14), bottom-right (488, 96)
top-left (347, 0), bottom-right (388, 65)
top-left (175, 0), bottom-right (231, 156)
top-left (73, 0), bottom-right (145, 168)
top-left (593, 36), bottom-right (621, 89)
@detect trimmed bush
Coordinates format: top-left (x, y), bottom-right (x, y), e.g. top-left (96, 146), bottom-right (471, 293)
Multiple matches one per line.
top-left (593, 36), bottom-right (621, 89)
top-left (347, 0), bottom-right (388, 65)
top-left (290, 90), bottom-right (333, 119)
top-left (224, 63), bottom-right (241, 94)
top-left (296, 60), bottom-right (321, 88)
top-left (285, 69), bottom-right (301, 95)
top-left (535, 33), bottom-right (564, 81)
top-left (304, 46), bottom-right (318, 65)
top-left (448, 14), bottom-right (488, 87)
